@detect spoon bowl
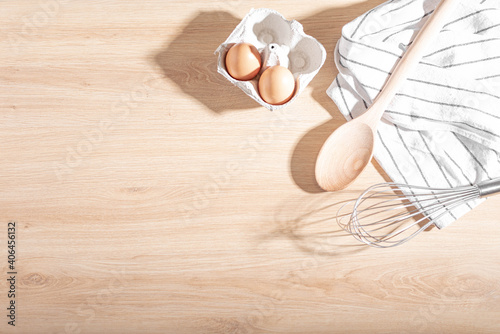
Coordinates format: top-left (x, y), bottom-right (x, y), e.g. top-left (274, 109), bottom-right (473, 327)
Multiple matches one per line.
top-left (315, 120), bottom-right (374, 191)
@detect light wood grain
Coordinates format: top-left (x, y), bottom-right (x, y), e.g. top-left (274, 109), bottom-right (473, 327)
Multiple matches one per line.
top-left (1, 1), bottom-right (499, 333)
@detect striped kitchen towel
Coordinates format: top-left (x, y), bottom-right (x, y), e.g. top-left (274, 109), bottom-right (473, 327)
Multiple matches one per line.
top-left (327, 0), bottom-right (500, 228)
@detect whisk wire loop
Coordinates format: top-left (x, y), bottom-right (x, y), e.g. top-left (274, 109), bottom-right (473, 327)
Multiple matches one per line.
top-left (339, 182), bottom-right (481, 248)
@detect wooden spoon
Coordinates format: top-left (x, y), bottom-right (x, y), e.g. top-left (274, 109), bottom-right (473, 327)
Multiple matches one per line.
top-left (315, 0), bottom-right (459, 192)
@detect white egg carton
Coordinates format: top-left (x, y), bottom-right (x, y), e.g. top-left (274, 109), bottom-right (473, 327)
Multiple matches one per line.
top-left (215, 8), bottom-right (327, 111)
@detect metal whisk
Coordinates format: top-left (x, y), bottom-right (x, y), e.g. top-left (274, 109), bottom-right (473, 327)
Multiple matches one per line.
top-left (337, 178), bottom-right (500, 248)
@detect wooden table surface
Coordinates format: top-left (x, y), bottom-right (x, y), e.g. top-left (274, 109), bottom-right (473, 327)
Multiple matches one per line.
top-left (1, 1), bottom-right (499, 333)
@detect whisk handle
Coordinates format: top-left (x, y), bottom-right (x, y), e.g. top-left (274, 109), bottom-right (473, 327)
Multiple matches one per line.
top-left (477, 178), bottom-right (500, 198)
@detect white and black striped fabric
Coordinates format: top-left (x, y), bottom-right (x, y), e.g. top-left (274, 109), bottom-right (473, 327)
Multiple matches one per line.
top-left (327, 0), bottom-right (500, 228)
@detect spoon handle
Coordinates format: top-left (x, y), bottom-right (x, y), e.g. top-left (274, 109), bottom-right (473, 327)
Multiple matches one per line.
top-left (362, 0), bottom-right (460, 125)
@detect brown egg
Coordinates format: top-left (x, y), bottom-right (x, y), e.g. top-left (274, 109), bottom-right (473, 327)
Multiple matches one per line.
top-left (225, 43), bottom-right (262, 81)
top-left (258, 66), bottom-right (295, 105)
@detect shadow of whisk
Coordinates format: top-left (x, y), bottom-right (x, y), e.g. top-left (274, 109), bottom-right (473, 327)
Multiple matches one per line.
top-left (271, 193), bottom-right (369, 256)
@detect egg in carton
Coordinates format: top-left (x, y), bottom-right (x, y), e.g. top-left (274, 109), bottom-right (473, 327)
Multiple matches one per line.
top-left (215, 8), bottom-right (327, 111)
